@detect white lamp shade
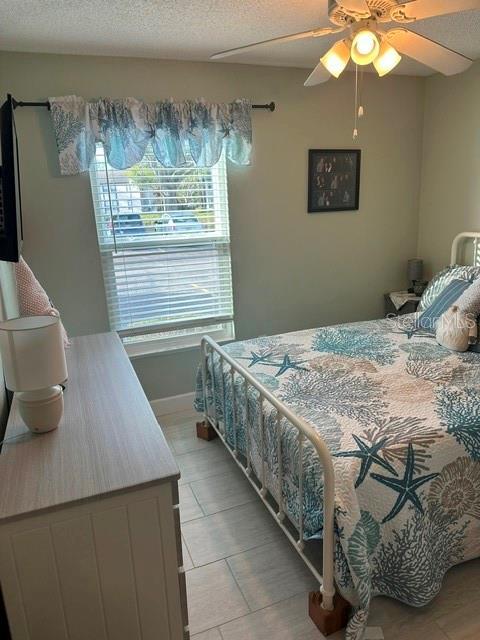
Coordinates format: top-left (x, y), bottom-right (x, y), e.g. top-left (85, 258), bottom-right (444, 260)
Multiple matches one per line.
top-left (321, 40), bottom-right (351, 78)
top-left (373, 41), bottom-right (402, 77)
top-left (0, 316), bottom-right (68, 391)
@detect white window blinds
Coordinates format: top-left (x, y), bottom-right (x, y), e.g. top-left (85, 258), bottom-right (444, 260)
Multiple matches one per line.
top-left (89, 144), bottom-right (234, 351)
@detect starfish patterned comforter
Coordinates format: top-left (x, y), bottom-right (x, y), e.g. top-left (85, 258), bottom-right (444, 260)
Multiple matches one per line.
top-left (194, 316), bottom-right (480, 639)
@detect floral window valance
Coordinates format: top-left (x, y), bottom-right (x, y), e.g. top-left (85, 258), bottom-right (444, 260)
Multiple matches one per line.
top-left (49, 95), bottom-right (252, 175)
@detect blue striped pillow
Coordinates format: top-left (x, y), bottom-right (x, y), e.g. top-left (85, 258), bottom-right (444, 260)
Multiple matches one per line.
top-left (418, 265), bottom-right (480, 311)
top-left (417, 278), bottom-right (473, 331)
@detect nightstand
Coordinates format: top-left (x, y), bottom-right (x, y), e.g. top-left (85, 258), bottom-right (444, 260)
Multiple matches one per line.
top-left (384, 292), bottom-right (421, 317)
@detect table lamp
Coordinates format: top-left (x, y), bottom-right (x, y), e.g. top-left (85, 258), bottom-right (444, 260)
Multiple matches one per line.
top-left (0, 316), bottom-right (68, 433)
top-left (407, 258), bottom-right (424, 294)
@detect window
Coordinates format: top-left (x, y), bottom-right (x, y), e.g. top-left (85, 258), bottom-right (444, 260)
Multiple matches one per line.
top-left (89, 144), bottom-right (234, 355)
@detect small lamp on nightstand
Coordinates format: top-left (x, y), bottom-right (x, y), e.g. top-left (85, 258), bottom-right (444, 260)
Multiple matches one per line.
top-left (0, 316), bottom-right (68, 433)
top-left (407, 258), bottom-right (425, 295)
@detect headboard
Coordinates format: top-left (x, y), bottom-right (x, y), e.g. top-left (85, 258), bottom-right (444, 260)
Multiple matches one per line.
top-left (0, 261), bottom-right (18, 442)
top-left (450, 232), bottom-right (480, 267)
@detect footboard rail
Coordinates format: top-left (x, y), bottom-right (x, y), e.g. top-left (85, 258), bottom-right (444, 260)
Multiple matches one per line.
top-left (200, 336), bottom-right (337, 613)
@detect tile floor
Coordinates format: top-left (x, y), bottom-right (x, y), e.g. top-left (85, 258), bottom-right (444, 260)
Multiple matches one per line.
top-left (159, 409), bottom-right (480, 640)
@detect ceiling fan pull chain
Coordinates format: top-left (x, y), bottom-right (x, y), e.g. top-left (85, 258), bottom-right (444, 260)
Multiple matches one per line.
top-left (358, 67), bottom-right (365, 118)
top-left (353, 64), bottom-right (359, 140)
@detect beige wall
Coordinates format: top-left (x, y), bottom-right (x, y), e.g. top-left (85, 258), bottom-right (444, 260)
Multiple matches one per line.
top-left (417, 60), bottom-right (480, 275)
top-left (0, 51), bottom-right (425, 399)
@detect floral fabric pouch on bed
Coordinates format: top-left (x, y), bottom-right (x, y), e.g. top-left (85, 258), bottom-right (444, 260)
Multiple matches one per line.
top-left (418, 264), bottom-right (480, 311)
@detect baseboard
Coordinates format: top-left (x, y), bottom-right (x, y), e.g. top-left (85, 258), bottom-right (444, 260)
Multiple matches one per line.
top-left (150, 391), bottom-right (196, 417)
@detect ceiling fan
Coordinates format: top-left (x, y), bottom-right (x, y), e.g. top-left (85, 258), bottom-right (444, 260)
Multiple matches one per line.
top-left (211, 0), bottom-right (479, 86)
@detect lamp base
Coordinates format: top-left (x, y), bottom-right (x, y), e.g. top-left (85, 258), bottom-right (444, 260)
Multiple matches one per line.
top-left (17, 386), bottom-right (64, 433)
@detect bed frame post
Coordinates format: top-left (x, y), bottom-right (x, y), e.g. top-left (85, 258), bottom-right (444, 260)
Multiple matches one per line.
top-left (307, 426), bottom-right (349, 636)
top-left (197, 340), bottom-right (218, 441)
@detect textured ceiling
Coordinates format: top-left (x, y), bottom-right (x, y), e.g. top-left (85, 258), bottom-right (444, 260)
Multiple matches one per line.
top-left (1, 1), bottom-right (480, 77)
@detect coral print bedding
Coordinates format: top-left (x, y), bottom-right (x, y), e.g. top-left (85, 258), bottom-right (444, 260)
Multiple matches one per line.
top-left (194, 315), bottom-right (480, 639)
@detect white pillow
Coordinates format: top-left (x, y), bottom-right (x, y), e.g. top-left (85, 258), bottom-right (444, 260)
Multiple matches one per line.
top-left (455, 276), bottom-right (480, 318)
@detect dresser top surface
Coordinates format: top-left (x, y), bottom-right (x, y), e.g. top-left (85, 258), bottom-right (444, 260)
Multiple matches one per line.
top-left (0, 332), bottom-right (179, 522)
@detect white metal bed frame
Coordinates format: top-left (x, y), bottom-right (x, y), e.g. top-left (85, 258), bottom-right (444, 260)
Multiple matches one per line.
top-left (450, 231), bottom-right (480, 267)
top-left (199, 231), bottom-right (480, 624)
top-left (200, 336), bottom-right (336, 611)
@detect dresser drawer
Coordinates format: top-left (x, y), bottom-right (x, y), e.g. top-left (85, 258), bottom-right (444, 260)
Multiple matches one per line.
top-left (0, 483), bottom-right (188, 640)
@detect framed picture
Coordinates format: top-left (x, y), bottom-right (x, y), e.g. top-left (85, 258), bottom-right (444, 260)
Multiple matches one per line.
top-left (308, 149), bottom-right (361, 213)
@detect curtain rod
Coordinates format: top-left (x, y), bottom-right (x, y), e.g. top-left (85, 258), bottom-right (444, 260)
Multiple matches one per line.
top-left (11, 98), bottom-right (276, 112)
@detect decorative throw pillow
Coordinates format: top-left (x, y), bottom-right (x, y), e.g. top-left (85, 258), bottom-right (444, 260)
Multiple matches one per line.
top-left (455, 276), bottom-right (480, 318)
top-left (418, 264), bottom-right (480, 312)
top-left (454, 278), bottom-right (480, 353)
top-left (14, 257), bottom-right (69, 346)
top-left (417, 278), bottom-right (472, 331)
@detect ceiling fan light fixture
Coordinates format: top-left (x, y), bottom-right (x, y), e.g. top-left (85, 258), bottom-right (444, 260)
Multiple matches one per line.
top-left (321, 39), bottom-right (351, 78)
top-left (373, 41), bottom-right (402, 77)
top-left (351, 29), bottom-right (380, 65)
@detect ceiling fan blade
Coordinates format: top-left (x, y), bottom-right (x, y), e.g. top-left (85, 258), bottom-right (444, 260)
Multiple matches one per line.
top-left (335, 0), bottom-right (371, 18)
top-left (304, 62), bottom-right (331, 87)
top-left (210, 27), bottom-right (342, 60)
top-left (386, 28), bottom-right (473, 75)
top-left (391, 0), bottom-right (480, 22)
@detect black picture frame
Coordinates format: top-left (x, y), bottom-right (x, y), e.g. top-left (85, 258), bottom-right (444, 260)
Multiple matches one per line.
top-left (308, 149), bottom-right (361, 213)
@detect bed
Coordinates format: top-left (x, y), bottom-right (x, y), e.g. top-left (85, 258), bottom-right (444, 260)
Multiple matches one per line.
top-left (194, 232), bottom-right (480, 640)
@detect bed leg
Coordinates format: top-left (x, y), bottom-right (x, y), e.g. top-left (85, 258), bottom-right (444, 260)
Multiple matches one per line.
top-left (196, 420), bottom-right (218, 441)
top-left (308, 591), bottom-right (350, 636)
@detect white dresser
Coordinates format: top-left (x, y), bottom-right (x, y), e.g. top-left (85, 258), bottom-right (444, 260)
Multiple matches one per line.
top-left (0, 333), bottom-right (188, 640)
